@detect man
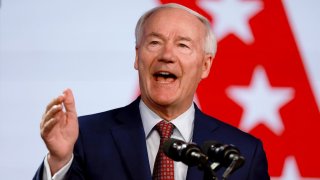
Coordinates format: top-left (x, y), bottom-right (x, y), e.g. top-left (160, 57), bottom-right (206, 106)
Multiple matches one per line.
top-left (34, 3), bottom-right (269, 180)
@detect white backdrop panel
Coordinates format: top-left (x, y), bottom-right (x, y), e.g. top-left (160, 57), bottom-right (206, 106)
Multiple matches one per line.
top-left (0, 0), bottom-right (319, 179)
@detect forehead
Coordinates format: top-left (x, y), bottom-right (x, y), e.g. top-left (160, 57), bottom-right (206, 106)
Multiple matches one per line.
top-left (142, 8), bottom-right (206, 41)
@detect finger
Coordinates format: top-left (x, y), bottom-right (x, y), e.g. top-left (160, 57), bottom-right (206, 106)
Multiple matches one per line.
top-left (41, 117), bottom-right (59, 137)
top-left (41, 104), bottom-right (64, 127)
top-left (45, 95), bottom-right (64, 113)
top-left (62, 89), bottom-right (77, 114)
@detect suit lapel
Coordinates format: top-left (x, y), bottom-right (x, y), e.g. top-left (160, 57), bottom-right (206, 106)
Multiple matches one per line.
top-left (110, 98), bottom-right (152, 180)
top-left (109, 100), bottom-right (220, 180)
top-left (187, 105), bottom-right (220, 180)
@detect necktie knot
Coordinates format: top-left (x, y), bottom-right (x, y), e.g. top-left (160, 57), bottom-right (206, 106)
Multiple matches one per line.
top-left (155, 120), bottom-right (174, 139)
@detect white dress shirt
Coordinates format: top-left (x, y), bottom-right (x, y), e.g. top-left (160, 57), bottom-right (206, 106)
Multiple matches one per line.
top-left (43, 100), bottom-right (195, 180)
top-left (140, 101), bottom-right (195, 180)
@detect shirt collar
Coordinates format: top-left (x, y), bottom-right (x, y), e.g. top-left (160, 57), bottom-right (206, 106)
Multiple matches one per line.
top-left (139, 100), bottom-right (195, 142)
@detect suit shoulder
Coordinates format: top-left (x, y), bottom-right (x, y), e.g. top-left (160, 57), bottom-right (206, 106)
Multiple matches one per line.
top-left (77, 107), bottom-right (122, 131)
top-left (201, 112), bottom-right (262, 146)
top-left (77, 98), bottom-right (141, 132)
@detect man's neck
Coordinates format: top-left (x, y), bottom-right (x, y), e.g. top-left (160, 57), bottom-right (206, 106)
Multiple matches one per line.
top-left (141, 98), bottom-right (193, 121)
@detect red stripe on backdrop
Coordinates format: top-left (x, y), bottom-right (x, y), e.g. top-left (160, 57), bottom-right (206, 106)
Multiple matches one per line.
top-left (159, 0), bottom-right (320, 178)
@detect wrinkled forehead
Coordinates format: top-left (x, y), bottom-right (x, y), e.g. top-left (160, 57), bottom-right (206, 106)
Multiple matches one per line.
top-left (142, 8), bottom-right (207, 41)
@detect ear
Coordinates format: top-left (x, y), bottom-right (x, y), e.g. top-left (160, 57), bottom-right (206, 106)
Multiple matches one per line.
top-left (201, 54), bottom-right (214, 79)
top-left (134, 47), bottom-right (139, 70)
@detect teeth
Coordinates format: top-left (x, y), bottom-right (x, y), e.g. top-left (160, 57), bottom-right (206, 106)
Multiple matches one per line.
top-left (159, 72), bottom-right (170, 75)
top-left (154, 71), bottom-right (177, 80)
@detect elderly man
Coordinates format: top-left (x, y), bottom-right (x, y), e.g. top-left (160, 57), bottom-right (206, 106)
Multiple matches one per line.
top-left (34, 3), bottom-right (269, 180)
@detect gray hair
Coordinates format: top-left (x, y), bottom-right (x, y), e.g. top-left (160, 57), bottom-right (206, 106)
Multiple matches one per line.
top-left (135, 3), bottom-right (217, 56)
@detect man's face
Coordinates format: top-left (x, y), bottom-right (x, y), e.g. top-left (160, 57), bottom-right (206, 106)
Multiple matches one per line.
top-left (135, 8), bottom-right (213, 118)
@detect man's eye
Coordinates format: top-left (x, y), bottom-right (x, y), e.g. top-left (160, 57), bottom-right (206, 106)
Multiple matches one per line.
top-left (178, 43), bottom-right (189, 48)
top-left (150, 41), bottom-right (160, 45)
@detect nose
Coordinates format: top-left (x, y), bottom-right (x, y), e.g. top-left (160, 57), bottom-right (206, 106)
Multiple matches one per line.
top-left (159, 43), bottom-right (176, 63)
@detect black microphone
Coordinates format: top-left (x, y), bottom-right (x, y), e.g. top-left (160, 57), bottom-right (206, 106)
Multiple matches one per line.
top-left (202, 141), bottom-right (245, 179)
top-left (163, 138), bottom-right (208, 167)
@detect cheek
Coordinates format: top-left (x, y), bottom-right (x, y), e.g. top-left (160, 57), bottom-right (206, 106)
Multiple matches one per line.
top-left (184, 58), bottom-right (205, 81)
top-left (137, 54), bottom-right (153, 79)
top-left (136, 52), bottom-right (148, 69)
top-left (184, 53), bottom-right (202, 68)
top-left (138, 48), bottom-right (155, 62)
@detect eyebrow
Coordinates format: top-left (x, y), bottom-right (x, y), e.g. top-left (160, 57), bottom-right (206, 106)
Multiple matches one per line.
top-left (147, 32), bottom-right (193, 42)
top-left (177, 36), bottom-right (192, 42)
top-left (147, 32), bottom-right (165, 40)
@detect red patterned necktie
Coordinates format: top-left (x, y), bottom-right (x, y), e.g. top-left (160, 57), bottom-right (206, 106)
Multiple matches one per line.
top-left (152, 120), bottom-right (175, 180)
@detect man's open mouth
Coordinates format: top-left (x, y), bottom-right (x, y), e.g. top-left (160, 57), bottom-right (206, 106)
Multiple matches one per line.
top-left (153, 71), bottom-right (177, 83)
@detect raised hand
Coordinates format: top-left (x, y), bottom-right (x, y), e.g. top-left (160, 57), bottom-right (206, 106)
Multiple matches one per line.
top-left (40, 89), bottom-right (79, 174)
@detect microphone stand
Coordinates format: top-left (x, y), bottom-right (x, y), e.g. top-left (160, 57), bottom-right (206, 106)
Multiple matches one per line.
top-left (203, 164), bottom-right (218, 180)
top-left (222, 155), bottom-right (244, 180)
top-left (197, 157), bottom-right (219, 180)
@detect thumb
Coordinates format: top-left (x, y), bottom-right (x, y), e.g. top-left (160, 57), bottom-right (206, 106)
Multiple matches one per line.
top-left (62, 88), bottom-right (77, 114)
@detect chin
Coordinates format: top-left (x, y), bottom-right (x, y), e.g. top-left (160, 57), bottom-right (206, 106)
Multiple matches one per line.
top-left (151, 94), bottom-right (178, 107)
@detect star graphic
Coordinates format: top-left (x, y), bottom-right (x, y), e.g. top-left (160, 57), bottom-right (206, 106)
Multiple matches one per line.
top-left (271, 156), bottom-right (320, 180)
top-left (199, 0), bottom-right (263, 44)
top-left (226, 66), bottom-right (294, 135)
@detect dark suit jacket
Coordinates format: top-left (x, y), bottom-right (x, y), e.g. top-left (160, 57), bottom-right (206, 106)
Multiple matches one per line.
top-left (34, 97), bottom-right (269, 180)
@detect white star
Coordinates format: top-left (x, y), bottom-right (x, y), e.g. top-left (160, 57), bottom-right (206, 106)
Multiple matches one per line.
top-left (199, 0), bottom-right (263, 44)
top-left (226, 66), bottom-right (294, 135)
top-left (271, 156), bottom-right (320, 180)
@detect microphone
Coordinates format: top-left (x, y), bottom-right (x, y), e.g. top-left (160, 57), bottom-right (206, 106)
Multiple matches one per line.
top-left (202, 141), bottom-right (245, 179)
top-left (163, 138), bottom-right (208, 167)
